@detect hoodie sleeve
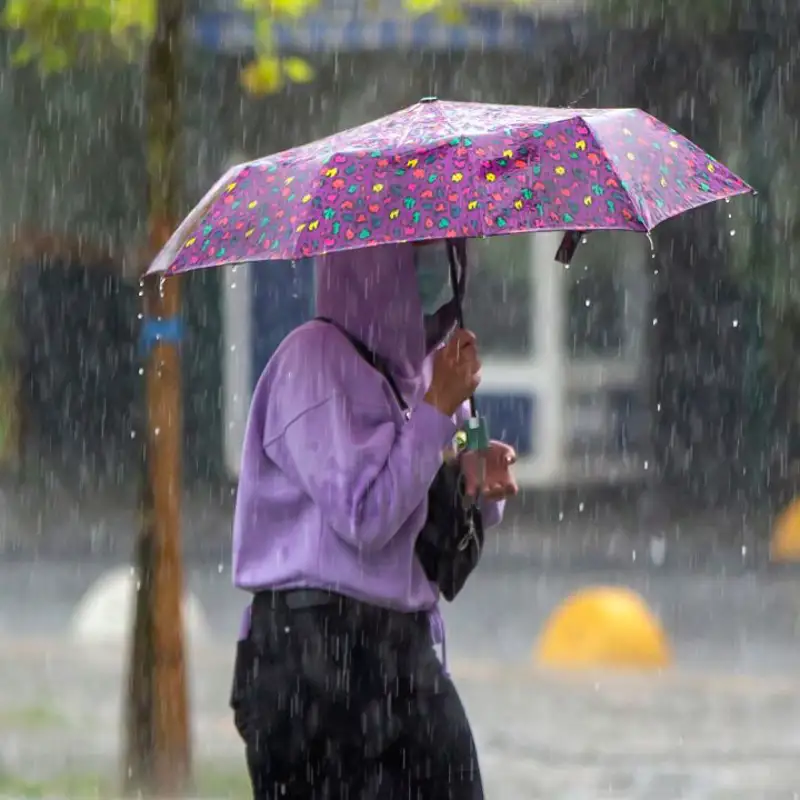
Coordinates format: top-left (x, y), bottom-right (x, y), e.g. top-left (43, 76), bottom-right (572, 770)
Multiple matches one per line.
top-left (262, 334), bottom-right (457, 553)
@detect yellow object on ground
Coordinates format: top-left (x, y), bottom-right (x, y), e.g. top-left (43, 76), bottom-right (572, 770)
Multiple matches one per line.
top-left (535, 586), bottom-right (672, 670)
top-left (770, 499), bottom-right (800, 563)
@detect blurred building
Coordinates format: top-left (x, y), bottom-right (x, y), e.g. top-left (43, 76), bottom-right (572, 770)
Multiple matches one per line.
top-left (0, 0), bottom-right (782, 505)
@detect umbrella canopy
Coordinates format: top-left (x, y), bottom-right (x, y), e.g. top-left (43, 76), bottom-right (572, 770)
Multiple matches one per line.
top-left (149, 99), bottom-right (752, 275)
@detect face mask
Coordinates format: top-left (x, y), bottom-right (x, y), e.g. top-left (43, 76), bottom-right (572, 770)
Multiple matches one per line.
top-left (414, 245), bottom-right (453, 316)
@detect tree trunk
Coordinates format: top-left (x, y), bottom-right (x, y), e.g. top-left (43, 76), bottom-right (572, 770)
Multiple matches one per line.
top-left (124, 0), bottom-right (190, 795)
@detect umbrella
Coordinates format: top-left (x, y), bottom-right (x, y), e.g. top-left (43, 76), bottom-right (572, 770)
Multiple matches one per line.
top-left (148, 98), bottom-right (752, 276)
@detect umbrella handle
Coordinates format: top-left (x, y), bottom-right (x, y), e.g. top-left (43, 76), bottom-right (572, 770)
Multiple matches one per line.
top-left (446, 240), bottom-right (486, 440)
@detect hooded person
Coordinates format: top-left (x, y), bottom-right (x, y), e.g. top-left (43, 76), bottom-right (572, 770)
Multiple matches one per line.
top-left (230, 240), bottom-right (517, 799)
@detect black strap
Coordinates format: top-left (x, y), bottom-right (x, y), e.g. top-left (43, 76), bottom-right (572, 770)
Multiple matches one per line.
top-left (315, 317), bottom-right (408, 412)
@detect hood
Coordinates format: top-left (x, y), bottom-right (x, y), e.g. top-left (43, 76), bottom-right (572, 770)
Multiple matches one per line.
top-left (314, 242), bottom-right (467, 401)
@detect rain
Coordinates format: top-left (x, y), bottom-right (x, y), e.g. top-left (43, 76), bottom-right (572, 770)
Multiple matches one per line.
top-left (0, 0), bottom-right (798, 797)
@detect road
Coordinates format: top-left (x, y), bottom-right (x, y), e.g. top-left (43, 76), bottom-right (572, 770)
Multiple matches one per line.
top-left (2, 559), bottom-right (800, 798)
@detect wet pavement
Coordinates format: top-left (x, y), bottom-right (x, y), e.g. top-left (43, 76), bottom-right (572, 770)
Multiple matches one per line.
top-left (2, 559), bottom-right (800, 797)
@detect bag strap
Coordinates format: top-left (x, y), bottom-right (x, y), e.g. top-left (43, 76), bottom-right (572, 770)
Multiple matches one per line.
top-left (315, 316), bottom-right (408, 412)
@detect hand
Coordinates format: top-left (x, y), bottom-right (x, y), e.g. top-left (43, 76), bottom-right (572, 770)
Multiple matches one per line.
top-left (424, 329), bottom-right (481, 417)
top-left (462, 440), bottom-right (518, 501)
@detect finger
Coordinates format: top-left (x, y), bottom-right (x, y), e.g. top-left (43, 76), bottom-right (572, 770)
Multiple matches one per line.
top-left (452, 339), bottom-right (477, 364)
top-left (489, 441), bottom-right (516, 464)
top-left (454, 328), bottom-right (477, 348)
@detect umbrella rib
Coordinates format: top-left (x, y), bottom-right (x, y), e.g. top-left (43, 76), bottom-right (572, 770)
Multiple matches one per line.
top-left (573, 114), bottom-right (654, 231)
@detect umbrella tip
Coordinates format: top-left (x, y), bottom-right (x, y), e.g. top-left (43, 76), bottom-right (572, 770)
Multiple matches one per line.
top-left (419, 96), bottom-right (438, 104)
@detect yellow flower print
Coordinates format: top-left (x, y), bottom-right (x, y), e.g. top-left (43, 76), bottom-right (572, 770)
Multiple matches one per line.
top-left (583, 196), bottom-right (592, 206)
top-left (514, 199), bottom-right (523, 210)
top-left (626, 153), bottom-right (636, 161)
top-left (707, 163), bottom-right (715, 173)
top-left (296, 223), bottom-right (306, 232)
top-left (555, 166), bottom-right (566, 176)
top-left (660, 177), bottom-right (668, 187)
top-left (389, 209), bottom-right (400, 219)
top-left (245, 228), bottom-right (255, 238)
top-left (502, 149), bottom-right (513, 158)
top-left (407, 158), bottom-right (418, 167)
top-left (184, 237), bottom-right (196, 248)
top-left (372, 183), bottom-right (384, 193)
top-left (284, 176), bottom-right (294, 185)
top-left (308, 220), bottom-right (319, 231)
top-left (451, 172), bottom-right (464, 183)
top-left (668, 141), bottom-right (678, 149)
top-left (301, 194), bottom-right (312, 203)
top-left (575, 140), bottom-right (586, 150)
top-left (467, 200), bottom-right (478, 210)
top-left (485, 172), bottom-right (496, 182)
top-left (227, 182), bottom-right (237, 191)
top-left (324, 168), bottom-right (338, 177)
top-left (248, 200), bottom-right (258, 209)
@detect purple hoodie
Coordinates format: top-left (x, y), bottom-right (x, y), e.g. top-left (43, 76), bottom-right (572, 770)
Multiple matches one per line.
top-left (232, 242), bottom-right (504, 626)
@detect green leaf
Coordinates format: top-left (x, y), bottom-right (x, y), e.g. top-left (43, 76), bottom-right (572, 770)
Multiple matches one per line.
top-left (282, 56), bottom-right (314, 84)
top-left (10, 41), bottom-right (36, 66)
top-left (40, 46), bottom-right (70, 73)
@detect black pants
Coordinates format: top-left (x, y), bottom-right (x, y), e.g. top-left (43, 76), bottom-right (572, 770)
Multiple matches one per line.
top-left (230, 591), bottom-right (484, 799)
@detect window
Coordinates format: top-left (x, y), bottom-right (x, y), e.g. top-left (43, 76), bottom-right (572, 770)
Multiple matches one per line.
top-left (464, 234), bottom-right (532, 357)
top-left (565, 232), bottom-right (647, 360)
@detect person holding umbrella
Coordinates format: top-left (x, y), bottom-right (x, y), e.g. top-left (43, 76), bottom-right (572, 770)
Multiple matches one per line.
top-left (230, 238), bottom-right (518, 799)
top-left (146, 98), bottom-right (751, 800)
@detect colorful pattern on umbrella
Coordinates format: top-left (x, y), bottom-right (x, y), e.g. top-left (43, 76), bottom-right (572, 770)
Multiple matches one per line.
top-left (150, 100), bottom-right (752, 275)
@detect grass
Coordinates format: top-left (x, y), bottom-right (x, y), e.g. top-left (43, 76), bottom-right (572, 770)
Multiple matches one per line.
top-left (0, 765), bottom-right (251, 799)
top-left (0, 704), bottom-right (67, 731)
top-left (0, 771), bottom-right (106, 798)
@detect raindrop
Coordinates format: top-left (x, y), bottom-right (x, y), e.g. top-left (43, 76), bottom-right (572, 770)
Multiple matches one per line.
top-left (650, 535), bottom-right (666, 566)
top-left (153, 427), bottom-right (161, 437)
top-left (729, 229), bottom-right (736, 237)
top-left (138, 367), bottom-right (145, 376)
top-left (732, 319), bottom-right (739, 328)
top-left (578, 502), bottom-right (585, 512)
top-left (652, 318), bottom-right (658, 326)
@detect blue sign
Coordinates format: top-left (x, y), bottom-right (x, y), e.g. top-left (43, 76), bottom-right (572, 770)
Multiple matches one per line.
top-left (477, 392), bottom-right (536, 457)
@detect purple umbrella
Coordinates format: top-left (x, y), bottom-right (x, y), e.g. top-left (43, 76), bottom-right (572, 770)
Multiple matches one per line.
top-left (148, 98), bottom-right (752, 275)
